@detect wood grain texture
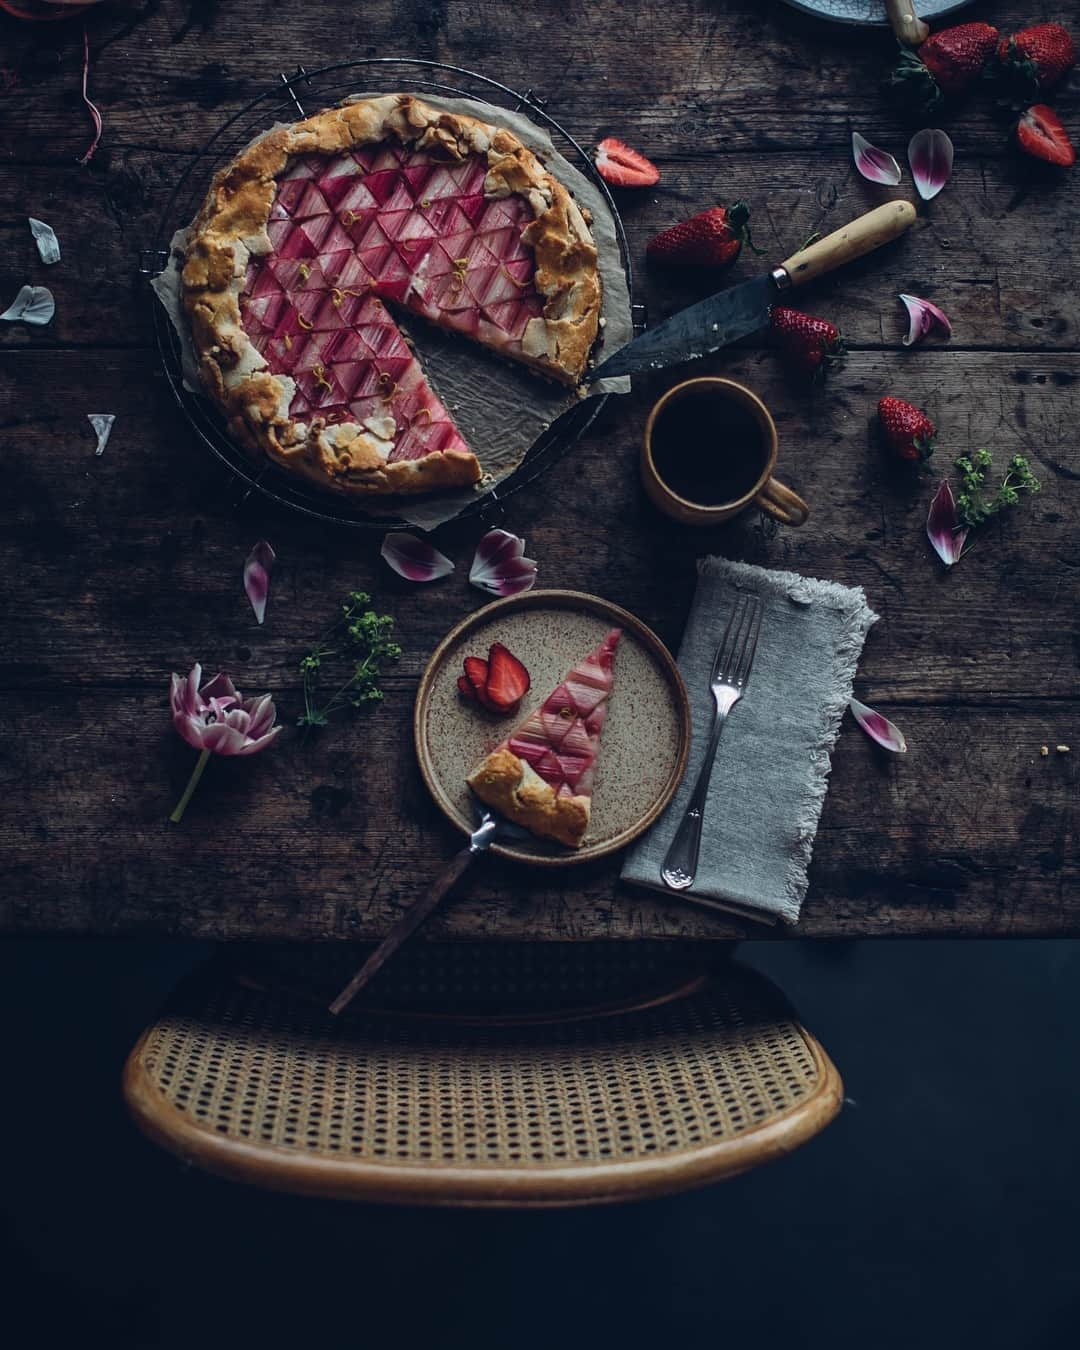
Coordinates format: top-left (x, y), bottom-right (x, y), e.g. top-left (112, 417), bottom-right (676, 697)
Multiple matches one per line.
top-left (0, 0), bottom-right (1077, 940)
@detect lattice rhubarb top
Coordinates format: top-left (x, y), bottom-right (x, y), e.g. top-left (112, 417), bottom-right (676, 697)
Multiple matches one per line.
top-left (505, 629), bottom-right (622, 798)
top-left (239, 143), bottom-right (545, 465)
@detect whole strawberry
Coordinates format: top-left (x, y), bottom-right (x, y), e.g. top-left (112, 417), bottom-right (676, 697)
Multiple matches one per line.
top-left (770, 307), bottom-right (846, 382)
top-left (890, 22), bottom-right (999, 114)
top-left (646, 202), bottom-right (755, 269)
top-left (997, 22), bottom-right (1076, 99)
top-left (879, 396), bottom-right (936, 463)
top-left (1016, 104), bottom-right (1076, 167)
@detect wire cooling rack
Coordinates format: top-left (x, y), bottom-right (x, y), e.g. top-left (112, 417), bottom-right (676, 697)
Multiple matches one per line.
top-left (144, 58), bottom-right (639, 531)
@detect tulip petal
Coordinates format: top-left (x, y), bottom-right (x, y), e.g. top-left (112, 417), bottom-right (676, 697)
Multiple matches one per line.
top-left (185, 664), bottom-right (204, 715)
top-left (28, 218), bottom-right (60, 266)
top-left (468, 529), bottom-right (538, 597)
top-left (927, 479), bottom-right (969, 566)
top-left (201, 671), bottom-right (238, 704)
top-left (200, 721), bottom-right (251, 756)
top-left (243, 540), bottom-right (276, 625)
top-left (899, 294), bottom-right (953, 347)
top-left (1, 284), bottom-right (55, 325)
top-left (850, 698), bottom-right (908, 754)
top-left (237, 724), bottom-right (283, 756)
top-left (908, 128), bottom-right (953, 201)
top-left (380, 531), bottom-right (454, 583)
top-left (852, 132), bottom-right (903, 186)
top-left (245, 694), bottom-right (278, 740)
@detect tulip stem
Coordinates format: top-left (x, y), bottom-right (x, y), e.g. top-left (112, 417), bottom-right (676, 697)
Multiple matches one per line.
top-left (169, 748), bottom-right (212, 825)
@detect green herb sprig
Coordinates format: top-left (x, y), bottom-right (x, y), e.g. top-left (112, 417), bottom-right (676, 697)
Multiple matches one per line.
top-left (954, 450), bottom-right (1040, 530)
top-left (298, 591), bottom-right (402, 729)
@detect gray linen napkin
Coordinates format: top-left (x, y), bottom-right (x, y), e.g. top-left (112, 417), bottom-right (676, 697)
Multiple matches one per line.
top-left (621, 557), bottom-right (878, 924)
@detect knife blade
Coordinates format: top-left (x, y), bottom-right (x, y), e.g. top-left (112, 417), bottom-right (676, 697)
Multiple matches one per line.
top-left (591, 200), bottom-right (917, 384)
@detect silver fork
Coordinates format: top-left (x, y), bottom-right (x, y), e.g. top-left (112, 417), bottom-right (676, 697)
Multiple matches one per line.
top-left (661, 593), bottom-right (763, 892)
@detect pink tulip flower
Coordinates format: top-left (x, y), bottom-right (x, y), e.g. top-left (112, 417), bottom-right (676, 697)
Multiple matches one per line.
top-left (168, 664), bottom-right (281, 823)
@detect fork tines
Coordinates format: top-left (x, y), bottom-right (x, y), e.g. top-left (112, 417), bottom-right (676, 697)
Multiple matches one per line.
top-left (711, 593), bottom-right (763, 689)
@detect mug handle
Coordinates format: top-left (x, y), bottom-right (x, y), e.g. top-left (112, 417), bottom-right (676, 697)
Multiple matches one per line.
top-left (755, 476), bottom-right (809, 527)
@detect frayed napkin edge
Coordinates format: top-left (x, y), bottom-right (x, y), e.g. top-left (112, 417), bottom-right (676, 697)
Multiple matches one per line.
top-left (695, 557), bottom-right (879, 922)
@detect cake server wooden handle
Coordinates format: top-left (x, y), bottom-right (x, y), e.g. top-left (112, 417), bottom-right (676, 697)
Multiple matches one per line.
top-left (328, 812), bottom-right (499, 1016)
top-left (885, 0), bottom-right (929, 47)
top-left (328, 846), bottom-right (477, 1015)
top-left (779, 201), bottom-right (917, 289)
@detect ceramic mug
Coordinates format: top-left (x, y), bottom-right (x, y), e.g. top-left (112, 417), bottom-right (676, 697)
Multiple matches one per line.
top-left (641, 377), bottom-right (810, 527)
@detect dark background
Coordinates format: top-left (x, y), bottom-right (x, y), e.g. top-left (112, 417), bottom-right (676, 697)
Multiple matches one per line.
top-left (2, 938), bottom-right (1077, 1348)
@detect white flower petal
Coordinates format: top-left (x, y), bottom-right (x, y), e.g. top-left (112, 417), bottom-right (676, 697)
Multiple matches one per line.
top-left (850, 698), bottom-right (907, 753)
top-left (468, 529), bottom-right (538, 597)
top-left (1, 285), bottom-right (55, 325)
top-left (243, 540), bottom-right (276, 625)
top-left (909, 128), bottom-right (954, 201)
top-left (28, 218), bottom-right (60, 266)
top-left (852, 132), bottom-right (903, 186)
top-left (381, 532), bottom-right (454, 583)
top-left (899, 293), bottom-right (953, 347)
top-left (88, 413), bottom-right (115, 456)
top-left (927, 480), bottom-right (969, 566)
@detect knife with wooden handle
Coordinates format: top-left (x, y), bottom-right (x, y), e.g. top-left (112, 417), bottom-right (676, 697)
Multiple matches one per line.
top-left (886, 0), bottom-right (929, 47)
top-left (590, 200), bottom-right (917, 383)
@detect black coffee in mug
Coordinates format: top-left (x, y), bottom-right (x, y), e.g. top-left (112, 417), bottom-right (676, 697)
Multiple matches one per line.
top-left (649, 387), bottom-right (768, 506)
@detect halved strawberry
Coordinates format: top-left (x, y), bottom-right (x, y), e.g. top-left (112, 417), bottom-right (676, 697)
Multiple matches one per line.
top-left (463, 656), bottom-right (492, 704)
top-left (1016, 105), bottom-right (1076, 168)
top-left (457, 675), bottom-right (477, 702)
top-left (485, 643), bottom-right (531, 712)
top-left (594, 137), bottom-right (660, 188)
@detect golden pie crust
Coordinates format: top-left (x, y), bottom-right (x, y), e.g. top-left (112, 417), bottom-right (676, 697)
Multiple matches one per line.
top-left (467, 747), bottom-right (590, 849)
top-left (181, 94), bottom-right (602, 497)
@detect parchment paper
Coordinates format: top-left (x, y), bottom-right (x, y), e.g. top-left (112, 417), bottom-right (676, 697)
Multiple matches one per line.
top-left (152, 92), bottom-right (632, 531)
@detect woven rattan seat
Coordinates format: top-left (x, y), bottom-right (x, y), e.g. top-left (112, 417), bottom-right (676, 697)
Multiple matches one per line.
top-left (123, 948), bottom-right (841, 1206)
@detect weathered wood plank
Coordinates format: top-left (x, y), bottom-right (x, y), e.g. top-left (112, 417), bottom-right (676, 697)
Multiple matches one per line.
top-left (2, 347), bottom-right (1076, 700)
top-left (0, 1), bottom-right (1068, 160)
top-left (2, 150), bottom-right (1077, 353)
top-left (0, 689), bottom-right (1074, 939)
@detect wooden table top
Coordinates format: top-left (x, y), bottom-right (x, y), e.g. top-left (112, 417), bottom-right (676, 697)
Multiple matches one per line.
top-left (1, 0), bottom-right (1076, 941)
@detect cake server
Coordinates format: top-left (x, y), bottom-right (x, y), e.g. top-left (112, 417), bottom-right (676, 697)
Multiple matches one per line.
top-left (328, 801), bottom-right (532, 1015)
top-left (590, 200), bottom-right (917, 382)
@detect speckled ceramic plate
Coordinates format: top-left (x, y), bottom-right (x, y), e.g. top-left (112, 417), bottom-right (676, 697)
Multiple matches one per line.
top-left (414, 590), bottom-right (691, 866)
top-left (778, 0), bottom-right (971, 24)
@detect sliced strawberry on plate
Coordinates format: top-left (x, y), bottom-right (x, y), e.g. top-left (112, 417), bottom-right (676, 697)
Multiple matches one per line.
top-left (594, 137), bottom-right (660, 188)
top-left (485, 642), bottom-right (531, 713)
top-left (462, 655), bottom-right (492, 706)
top-left (1016, 105), bottom-right (1076, 168)
top-left (457, 675), bottom-right (477, 701)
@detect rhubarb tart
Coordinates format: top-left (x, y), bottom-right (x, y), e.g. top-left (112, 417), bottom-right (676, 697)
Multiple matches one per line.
top-left (181, 94), bottom-right (602, 497)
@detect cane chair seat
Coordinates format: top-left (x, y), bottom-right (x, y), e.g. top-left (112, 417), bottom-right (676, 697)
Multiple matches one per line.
top-left (123, 947), bottom-right (841, 1207)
